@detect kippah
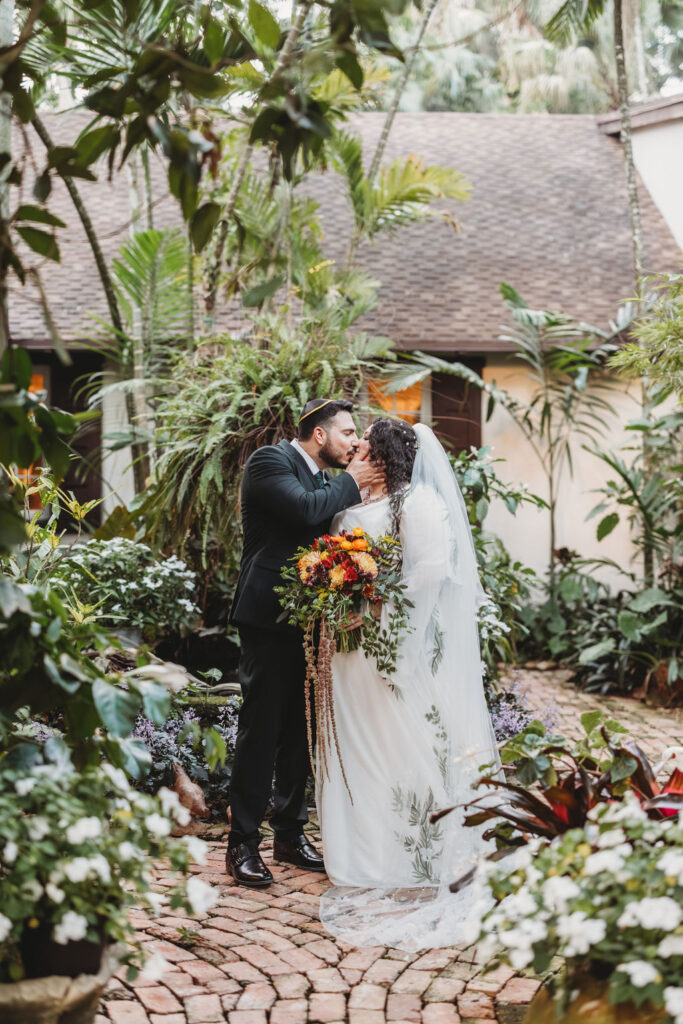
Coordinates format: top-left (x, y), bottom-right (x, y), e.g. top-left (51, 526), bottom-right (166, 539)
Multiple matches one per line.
top-left (298, 398), bottom-right (335, 424)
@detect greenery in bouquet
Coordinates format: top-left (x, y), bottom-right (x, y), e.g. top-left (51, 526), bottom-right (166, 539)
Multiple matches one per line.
top-left (0, 741), bottom-right (216, 982)
top-left (277, 526), bottom-right (411, 672)
top-left (277, 526), bottom-right (411, 800)
top-left (467, 797), bottom-right (683, 1021)
top-left (52, 538), bottom-right (200, 641)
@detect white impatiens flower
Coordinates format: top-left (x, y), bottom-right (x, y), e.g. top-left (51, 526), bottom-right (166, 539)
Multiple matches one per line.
top-left (0, 913), bottom-right (12, 943)
top-left (66, 816), bottom-right (102, 845)
top-left (3, 841), bottom-right (18, 865)
top-left (186, 876), bottom-right (217, 915)
top-left (145, 813), bottom-right (172, 838)
top-left (618, 897), bottom-right (683, 932)
top-left (63, 857), bottom-right (92, 883)
top-left (596, 796), bottom-right (646, 825)
top-left (26, 817), bottom-right (50, 841)
top-left (582, 845), bottom-right (631, 877)
top-left (183, 835), bottom-right (208, 865)
top-left (509, 945), bottom-right (534, 970)
top-left (542, 875), bottom-right (580, 912)
top-left (595, 827), bottom-right (627, 849)
top-left (658, 935), bottom-right (683, 958)
top-left (46, 883), bottom-right (65, 904)
top-left (101, 764), bottom-right (130, 792)
top-left (140, 951), bottom-right (170, 982)
top-left (146, 891), bottom-right (168, 916)
top-left (665, 987), bottom-right (683, 1024)
top-left (118, 841), bottom-right (141, 862)
top-left (499, 888), bottom-right (537, 920)
top-left (557, 912), bottom-right (606, 956)
top-left (15, 778), bottom-right (37, 796)
top-left (88, 854), bottom-right (111, 884)
top-left (617, 961), bottom-right (660, 988)
top-left (157, 788), bottom-right (191, 826)
top-left (53, 912), bottom-right (89, 945)
top-left (22, 879), bottom-right (43, 901)
top-left (657, 849), bottom-right (683, 885)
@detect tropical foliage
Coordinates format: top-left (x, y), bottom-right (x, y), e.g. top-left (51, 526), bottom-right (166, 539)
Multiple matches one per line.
top-left (610, 267), bottom-right (683, 401)
top-left (445, 710), bottom-right (683, 852)
top-left (385, 0), bottom-right (683, 114)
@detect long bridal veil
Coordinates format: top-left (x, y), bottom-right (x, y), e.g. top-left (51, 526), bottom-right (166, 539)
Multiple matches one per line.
top-left (318, 423), bottom-right (500, 950)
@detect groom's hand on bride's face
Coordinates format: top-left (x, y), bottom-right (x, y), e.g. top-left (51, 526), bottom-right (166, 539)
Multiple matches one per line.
top-left (345, 452), bottom-right (385, 491)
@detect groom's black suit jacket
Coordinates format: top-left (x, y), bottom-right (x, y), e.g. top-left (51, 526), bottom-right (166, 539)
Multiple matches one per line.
top-left (230, 440), bottom-right (361, 632)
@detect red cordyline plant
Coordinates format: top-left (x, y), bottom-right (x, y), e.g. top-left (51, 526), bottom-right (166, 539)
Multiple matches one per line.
top-left (432, 711), bottom-right (683, 888)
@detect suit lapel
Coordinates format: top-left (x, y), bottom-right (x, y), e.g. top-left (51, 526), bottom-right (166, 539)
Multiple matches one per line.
top-left (277, 439), bottom-right (316, 490)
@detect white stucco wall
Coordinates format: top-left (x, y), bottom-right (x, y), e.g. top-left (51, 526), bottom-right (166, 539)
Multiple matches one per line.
top-left (480, 358), bottom-right (642, 591)
top-left (631, 120), bottom-right (683, 250)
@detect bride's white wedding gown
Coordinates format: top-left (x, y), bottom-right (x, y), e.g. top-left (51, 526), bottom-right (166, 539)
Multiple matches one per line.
top-left (316, 427), bottom-right (500, 950)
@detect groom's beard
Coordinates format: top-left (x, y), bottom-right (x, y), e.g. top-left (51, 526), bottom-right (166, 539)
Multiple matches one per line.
top-left (319, 441), bottom-right (355, 470)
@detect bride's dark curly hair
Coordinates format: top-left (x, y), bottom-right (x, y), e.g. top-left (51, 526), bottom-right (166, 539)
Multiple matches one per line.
top-left (368, 417), bottom-right (418, 494)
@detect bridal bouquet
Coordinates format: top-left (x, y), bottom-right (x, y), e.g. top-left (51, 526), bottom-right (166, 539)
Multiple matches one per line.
top-left (277, 527), bottom-right (411, 798)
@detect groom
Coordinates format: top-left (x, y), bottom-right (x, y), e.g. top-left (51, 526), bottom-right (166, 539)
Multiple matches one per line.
top-left (227, 398), bottom-right (383, 887)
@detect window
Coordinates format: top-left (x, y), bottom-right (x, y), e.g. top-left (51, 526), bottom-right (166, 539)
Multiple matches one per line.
top-left (367, 378), bottom-right (431, 425)
top-left (16, 369), bottom-right (51, 510)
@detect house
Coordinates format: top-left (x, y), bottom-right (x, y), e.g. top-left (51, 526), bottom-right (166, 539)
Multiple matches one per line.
top-left (9, 107), bottom-right (681, 585)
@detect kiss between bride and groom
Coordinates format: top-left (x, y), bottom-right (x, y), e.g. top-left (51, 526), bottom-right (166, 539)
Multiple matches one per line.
top-left (227, 397), bottom-right (499, 949)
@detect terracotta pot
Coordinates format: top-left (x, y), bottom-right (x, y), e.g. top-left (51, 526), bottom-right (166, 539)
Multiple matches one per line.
top-left (524, 973), bottom-right (666, 1024)
top-left (20, 923), bottom-right (106, 979)
top-left (0, 949), bottom-right (117, 1024)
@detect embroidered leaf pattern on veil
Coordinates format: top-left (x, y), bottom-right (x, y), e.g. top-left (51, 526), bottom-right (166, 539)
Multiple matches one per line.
top-left (425, 704), bottom-right (450, 785)
top-left (428, 609), bottom-right (445, 677)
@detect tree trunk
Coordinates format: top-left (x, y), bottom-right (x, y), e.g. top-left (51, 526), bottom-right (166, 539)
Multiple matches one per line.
top-left (614, 0), bottom-right (643, 286)
top-left (548, 455), bottom-right (557, 598)
top-left (345, 0), bottom-right (441, 270)
top-left (0, 0), bottom-right (14, 357)
top-left (202, 0), bottom-right (314, 331)
top-left (125, 155), bottom-right (152, 490)
top-left (32, 113), bottom-right (149, 494)
top-left (614, 0), bottom-right (653, 586)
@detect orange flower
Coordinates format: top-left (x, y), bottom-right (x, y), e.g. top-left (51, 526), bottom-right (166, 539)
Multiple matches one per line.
top-left (352, 539), bottom-right (368, 551)
top-left (329, 565), bottom-right (346, 589)
top-left (350, 552), bottom-right (378, 578)
top-left (340, 540), bottom-right (353, 551)
top-left (352, 527), bottom-right (364, 537)
top-left (298, 551), bottom-right (321, 582)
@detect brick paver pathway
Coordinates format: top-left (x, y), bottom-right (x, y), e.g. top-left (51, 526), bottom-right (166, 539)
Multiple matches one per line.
top-left (97, 669), bottom-right (683, 1024)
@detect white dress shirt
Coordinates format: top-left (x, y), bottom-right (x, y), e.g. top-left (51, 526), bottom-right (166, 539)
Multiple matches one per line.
top-left (290, 438), bottom-right (322, 478)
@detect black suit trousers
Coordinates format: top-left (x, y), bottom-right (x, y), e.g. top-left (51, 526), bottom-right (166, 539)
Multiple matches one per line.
top-left (229, 624), bottom-right (311, 847)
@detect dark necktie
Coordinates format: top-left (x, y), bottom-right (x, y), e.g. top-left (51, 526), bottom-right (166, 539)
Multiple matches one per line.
top-left (313, 470), bottom-right (326, 489)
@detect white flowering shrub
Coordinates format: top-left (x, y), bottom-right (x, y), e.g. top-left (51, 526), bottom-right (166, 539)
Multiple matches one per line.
top-left (0, 743), bottom-right (215, 982)
top-left (52, 538), bottom-right (199, 638)
top-left (467, 796), bottom-right (683, 1019)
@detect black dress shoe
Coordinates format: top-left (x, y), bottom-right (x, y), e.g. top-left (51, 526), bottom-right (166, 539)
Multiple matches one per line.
top-left (273, 834), bottom-right (325, 872)
top-left (226, 843), bottom-right (274, 888)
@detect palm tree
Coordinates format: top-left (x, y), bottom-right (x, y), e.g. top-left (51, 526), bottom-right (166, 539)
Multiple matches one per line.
top-left (0, 0), bottom-right (14, 355)
top-left (545, 0), bottom-right (644, 286)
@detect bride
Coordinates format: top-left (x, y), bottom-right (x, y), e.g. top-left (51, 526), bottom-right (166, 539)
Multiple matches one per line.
top-left (316, 418), bottom-right (500, 950)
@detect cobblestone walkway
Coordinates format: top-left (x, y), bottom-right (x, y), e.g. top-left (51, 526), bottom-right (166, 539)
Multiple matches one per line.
top-left (97, 669), bottom-right (683, 1024)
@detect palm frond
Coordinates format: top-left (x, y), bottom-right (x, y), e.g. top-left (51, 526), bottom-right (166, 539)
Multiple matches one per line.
top-left (544, 0), bottom-right (607, 46)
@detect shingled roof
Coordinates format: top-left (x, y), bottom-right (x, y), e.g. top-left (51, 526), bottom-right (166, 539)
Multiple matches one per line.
top-left (10, 110), bottom-right (680, 353)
